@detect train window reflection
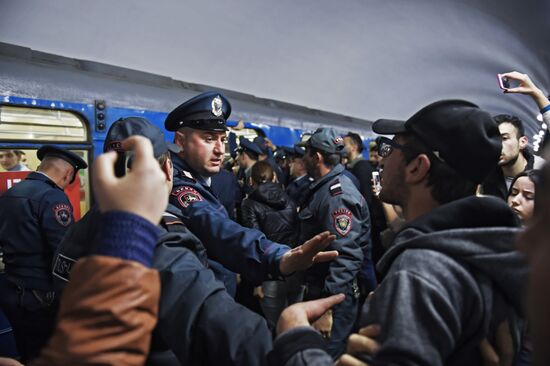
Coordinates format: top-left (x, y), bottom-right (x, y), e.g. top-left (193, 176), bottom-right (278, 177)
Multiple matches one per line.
top-left (0, 106), bottom-right (87, 142)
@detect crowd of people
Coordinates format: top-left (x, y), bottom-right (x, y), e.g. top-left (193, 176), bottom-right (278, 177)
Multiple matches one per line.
top-left (0, 71), bottom-right (549, 366)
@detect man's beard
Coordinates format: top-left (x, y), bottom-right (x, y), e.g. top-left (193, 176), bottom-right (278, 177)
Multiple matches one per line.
top-left (499, 152), bottom-right (519, 167)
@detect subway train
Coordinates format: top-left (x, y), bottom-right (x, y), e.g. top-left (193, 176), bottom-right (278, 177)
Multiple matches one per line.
top-left (0, 41), bottom-right (375, 214)
top-left (0, 40), bottom-right (360, 357)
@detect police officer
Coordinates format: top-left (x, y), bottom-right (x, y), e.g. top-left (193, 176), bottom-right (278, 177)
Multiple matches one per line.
top-left (0, 145), bottom-right (87, 362)
top-left (296, 128), bottom-right (376, 359)
top-left (164, 91), bottom-right (337, 284)
top-left (236, 136), bottom-right (263, 188)
top-left (286, 145), bottom-right (314, 205)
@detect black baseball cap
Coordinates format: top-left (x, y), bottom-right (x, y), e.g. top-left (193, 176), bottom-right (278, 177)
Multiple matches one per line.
top-left (373, 100), bottom-right (501, 184)
top-left (104, 117), bottom-right (180, 158)
top-left (298, 128), bottom-right (344, 154)
top-left (165, 91), bottom-right (231, 132)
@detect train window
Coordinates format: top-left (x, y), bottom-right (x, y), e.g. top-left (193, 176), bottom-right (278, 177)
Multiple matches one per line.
top-left (0, 106), bottom-right (87, 142)
top-left (0, 147), bottom-right (91, 220)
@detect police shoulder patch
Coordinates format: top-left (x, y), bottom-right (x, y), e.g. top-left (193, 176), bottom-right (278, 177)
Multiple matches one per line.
top-left (329, 179), bottom-right (343, 196)
top-left (52, 253), bottom-right (77, 282)
top-left (53, 203), bottom-right (72, 227)
top-left (173, 186), bottom-right (204, 208)
top-left (332, 208), bottom-right (352, 236)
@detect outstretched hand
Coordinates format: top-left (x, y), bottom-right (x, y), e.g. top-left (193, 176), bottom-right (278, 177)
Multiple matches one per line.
top-left (279, 231), bottom-right (338, 275)
top-left (92, 136), bottom-right (169, 225)
top-left (276, 293), bottom-right (345, 335)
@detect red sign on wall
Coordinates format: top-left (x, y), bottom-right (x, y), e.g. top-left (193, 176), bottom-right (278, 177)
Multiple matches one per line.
top-left (0, 171), bottom-right (82, 220)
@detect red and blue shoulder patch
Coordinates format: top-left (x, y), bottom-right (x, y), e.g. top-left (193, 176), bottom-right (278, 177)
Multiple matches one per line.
top-left (332, 208), bottom-right (352, 236)
top-left (53, 203), bottom-right (72, 227)
top-left (172, 186), bottom-right (204, 208)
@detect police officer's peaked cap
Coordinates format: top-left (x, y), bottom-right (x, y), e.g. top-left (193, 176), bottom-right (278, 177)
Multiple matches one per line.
top-left (104, 117), bottom-right (180, 158)
top-left (373, 99), bottom-right (501, 184)
top-left (237, 136), bottom-right (263, 158)
top-left (37, 145), bottom-right (88, 171)
top-left (253, 136), bottom-right (269, 155)
top-left (298, 128), bottom-right (345, 154)
top-left (165, 91), bottom-right (231, 132)
top-left (293, 145), bottom-right (306, 157)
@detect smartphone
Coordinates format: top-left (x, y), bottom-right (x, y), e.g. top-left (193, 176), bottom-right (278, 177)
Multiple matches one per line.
top-left (497, 74), bottom-right (510, 90)
top-left (114, 151), bottom-right (127, 177)
top-left (372, 171), bottom-right (381, 195)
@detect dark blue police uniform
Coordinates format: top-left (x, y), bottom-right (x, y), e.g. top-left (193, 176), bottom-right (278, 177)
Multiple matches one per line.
top-left (211, 168), bottom-right (242, 221)
top-left (285, 145), bottom-right (314, 205)
top-left (296, 129), bottom-right (376, 359)
top-left (165, 92), bottom-right (291, 284)
top-left (0, 146), bottom-right (86, 362)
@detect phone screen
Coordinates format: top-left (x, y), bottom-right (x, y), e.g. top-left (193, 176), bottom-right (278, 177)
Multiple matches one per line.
top-left (497, 74), bottom-right (510, 89)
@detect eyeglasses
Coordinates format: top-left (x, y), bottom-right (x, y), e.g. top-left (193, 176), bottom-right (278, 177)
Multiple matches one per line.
top-left (376, 136), bottom-right (406, 158)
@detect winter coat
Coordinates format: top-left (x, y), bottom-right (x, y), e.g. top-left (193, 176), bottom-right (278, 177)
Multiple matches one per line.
top-left (241, 182), bottom-right (298, 246)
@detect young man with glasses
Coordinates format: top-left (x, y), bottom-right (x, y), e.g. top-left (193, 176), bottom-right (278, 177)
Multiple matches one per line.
top-left (269, 100), bottom-right (529, 366)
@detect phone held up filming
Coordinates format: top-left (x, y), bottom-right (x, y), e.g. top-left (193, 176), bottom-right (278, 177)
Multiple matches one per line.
top-left (497, 74), bottom-right (510, 90)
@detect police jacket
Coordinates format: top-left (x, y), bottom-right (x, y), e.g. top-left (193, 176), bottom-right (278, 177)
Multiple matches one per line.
top-left (53, 205), bottom-right (273, 366)
top-left (211, 168), bottom-right (242, 220)
top-left (0, 172), bottom-right (74, 290)
top-left (240, 182), bottom-right (298, 246)
top-left (52, 205), bottom-right (207, 295)
top-left (169, 153), bottom-right (290, 284)
top-left (297, 164), bottom-right (374, 296)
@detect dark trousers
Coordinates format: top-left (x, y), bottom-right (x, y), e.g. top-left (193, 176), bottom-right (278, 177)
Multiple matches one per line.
top-left (327, 293), bottom-right (359, 359)
top-left (303, 281), bottom-right (360, 360)
top-left (0, 276), bottom-right (57, 363)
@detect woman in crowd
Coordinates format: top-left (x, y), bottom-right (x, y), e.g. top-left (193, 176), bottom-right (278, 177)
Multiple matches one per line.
top-left (240, 160), bottom-right (298, 329)
top-left (507, 169), bottom-right (541, 225)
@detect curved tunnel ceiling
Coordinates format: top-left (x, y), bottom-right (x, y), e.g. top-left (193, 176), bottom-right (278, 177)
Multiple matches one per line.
top-left (0, 0), bottom-right (549, 138)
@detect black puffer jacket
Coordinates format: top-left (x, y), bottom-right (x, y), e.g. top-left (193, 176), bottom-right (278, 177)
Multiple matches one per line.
top-left (240, 182), bottom-right (298, 246)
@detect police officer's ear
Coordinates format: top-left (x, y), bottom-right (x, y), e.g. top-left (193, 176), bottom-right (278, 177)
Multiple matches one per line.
top-left (162, 158), bottom-right (174, 183)
top-left (174, 129), bottom-right (189, 150)
top-left (61, 168), bottom-right (75, 187)
top-left (313, 150), bottom-right (323, 165)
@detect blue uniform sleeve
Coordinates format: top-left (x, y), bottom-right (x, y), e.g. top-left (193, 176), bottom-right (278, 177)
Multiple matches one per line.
top-left (170, 184), bottom-right (290, 284)
top-left (319, 193), bottom-right (367, 296)
top-left (39, 190), bottom-right (74, 252)
top-left (154, 243), bottom-right (273, 366)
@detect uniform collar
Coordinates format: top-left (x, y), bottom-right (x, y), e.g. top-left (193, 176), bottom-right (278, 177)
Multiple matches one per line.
top-left (170, 152), bottom-right (209, 186)
top-left (309, 164), bottom-right (344, 191)
top-left (27, 171), bottom-right (62, 189)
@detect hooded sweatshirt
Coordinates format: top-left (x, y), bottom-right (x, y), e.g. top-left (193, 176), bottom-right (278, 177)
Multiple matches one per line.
top-left (358, 195), bottom-right (528, 366)
top-left (268, 195), bottom-right (528, 366)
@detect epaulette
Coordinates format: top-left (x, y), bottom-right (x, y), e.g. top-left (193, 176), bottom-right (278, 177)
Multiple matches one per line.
top-left (329, 179), bottom-right (343, 196)
top-left (178, 170), bottom-right (196, 183)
